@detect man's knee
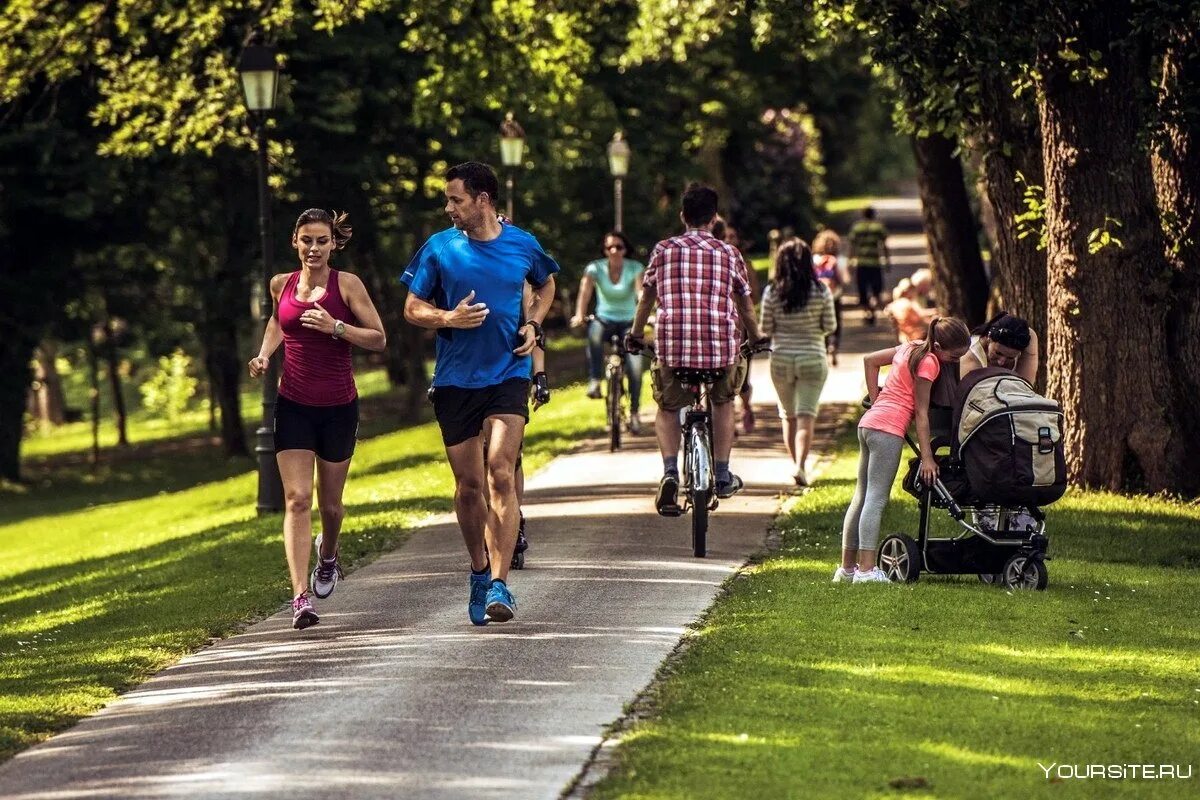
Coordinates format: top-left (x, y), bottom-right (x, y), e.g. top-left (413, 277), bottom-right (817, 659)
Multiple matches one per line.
top-left (487, 458), bottom-right (517, 496)
top-left (456, 474), bottom-right (485, 503)
top-left (285, 489), bottom-right (313, 515)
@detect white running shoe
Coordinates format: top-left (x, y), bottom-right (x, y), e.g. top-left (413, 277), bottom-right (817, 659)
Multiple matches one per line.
top-left (832, 566), bottom-right (856, 583)
top-left (310, 533), bottom-right (344, 599)
top-left (852, 567), bottom-right (893, 584)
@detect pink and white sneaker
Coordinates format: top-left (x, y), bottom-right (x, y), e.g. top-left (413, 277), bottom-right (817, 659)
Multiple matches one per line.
top-left (292, 591), bottom-right (319, 630)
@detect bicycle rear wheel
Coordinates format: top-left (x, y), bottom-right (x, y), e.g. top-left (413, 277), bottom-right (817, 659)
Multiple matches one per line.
top-left (607, 368), bottom-right (623, 452)
top-left (691, 488), bottom-right (710, 557)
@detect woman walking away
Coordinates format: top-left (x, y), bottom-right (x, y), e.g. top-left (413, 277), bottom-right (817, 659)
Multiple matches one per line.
top-left (811, 228), bottom-right (847, 365)
top-left (761, 238), bottom-right (836, 487)
top-left (249, 209), bottom-right (387, 629)
top-left (571, 231), bottom-right (646, 432)
top-left (959, 310), bottom-right (1039, 386)
top-left (838, 317), bottom-right (970, 584)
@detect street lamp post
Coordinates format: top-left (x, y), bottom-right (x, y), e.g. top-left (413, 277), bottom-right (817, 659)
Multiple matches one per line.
top-left (498, 112), bottom-right (526, 220)
top-left (238, 43), bottom-right (284, 515)
top-left (607, 131), bottom-right (631, 232)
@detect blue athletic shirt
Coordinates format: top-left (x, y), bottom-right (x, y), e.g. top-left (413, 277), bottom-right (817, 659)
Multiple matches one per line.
top-left (401, 224), bottom-right (560, 388)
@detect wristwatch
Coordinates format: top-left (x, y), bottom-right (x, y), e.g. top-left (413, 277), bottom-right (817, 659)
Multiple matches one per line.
top-left (332, 320), bottom-right (346, 339)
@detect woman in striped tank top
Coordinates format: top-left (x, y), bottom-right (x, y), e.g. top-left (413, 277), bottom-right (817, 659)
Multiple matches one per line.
top-left (760, 238), bottom-right (837, 486)
top-left (248, 209), bottom-right (387, 630)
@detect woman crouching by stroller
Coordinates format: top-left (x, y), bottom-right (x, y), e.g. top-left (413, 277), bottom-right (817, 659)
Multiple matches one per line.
top-left (959, 311), bottom-right (1039, 385)
top-left (837, 317), bottom-right (971, 583)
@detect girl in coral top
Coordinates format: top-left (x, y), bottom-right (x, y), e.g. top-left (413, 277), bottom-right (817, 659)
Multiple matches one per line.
top-left (837, 317), bottom-right (970, 584)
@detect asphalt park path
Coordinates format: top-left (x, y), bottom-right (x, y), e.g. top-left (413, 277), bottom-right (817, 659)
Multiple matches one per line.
top-left (0, 326), bottom-right (905, 798)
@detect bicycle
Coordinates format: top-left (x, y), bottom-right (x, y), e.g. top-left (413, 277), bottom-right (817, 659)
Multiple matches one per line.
top-left (627, 338), bottom-right (770, 557)
top-left (586, 316), bottom-right (636, 452)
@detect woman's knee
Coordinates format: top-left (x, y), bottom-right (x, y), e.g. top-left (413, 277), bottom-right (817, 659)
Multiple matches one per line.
top-left (285, 489), bottom-right (313, 515)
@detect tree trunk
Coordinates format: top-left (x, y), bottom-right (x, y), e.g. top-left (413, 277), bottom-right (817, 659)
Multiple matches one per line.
top-left (977, 74), bottom-right (1049, 390)
top-left (1037, 12), bottom-right (1183, 492)
top-left (0, 338), bottom-right (33, 482)
top-left (30, 341), bottom-right (68, 428)
top-left (911, 133), bottom-right (990, 326)
top-left (202, 321), bottom-right (249, 457)
top-left (1152, 37), bottom-right (1200, 493)
top-left (88, 332), bottom-right (102, 469)
top-left (102, 314), bottom-right (130, 447)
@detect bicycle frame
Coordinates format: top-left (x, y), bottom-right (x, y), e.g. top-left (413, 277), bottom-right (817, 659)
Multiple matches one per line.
top-left (680, 384), bottom-right (714, 500)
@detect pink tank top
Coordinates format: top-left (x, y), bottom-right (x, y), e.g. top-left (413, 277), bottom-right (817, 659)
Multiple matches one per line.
top-left (277, 270), bottom-right (358, 406)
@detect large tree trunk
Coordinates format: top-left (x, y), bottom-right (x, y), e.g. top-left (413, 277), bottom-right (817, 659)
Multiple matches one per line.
top-left (1037, 10), bottom-right (1183, 492)
top-left (977, 74), bottom-right (1049, 390)
top-left (911, 133), bottom-right (990, 326)
top-left (0, 339), bottom-right (33, 482)
top-left (1153, 36), bottom-right (1200, 493)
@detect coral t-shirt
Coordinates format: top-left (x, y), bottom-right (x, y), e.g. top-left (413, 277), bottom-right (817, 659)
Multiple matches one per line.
top-left (860, 342), bottom-right (941, 438)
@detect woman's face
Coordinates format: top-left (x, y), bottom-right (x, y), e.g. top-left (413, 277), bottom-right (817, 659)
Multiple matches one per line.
top-left (603, 235), bottom-right (626, 259)
top-left (986, 340), bottom-right (1023, 369)
top-left (294, 222), bottom-right (335, 269)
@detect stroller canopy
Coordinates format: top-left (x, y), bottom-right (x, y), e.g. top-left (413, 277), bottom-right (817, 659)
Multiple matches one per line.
top-left (953, 367), bottom-right (1067, 507)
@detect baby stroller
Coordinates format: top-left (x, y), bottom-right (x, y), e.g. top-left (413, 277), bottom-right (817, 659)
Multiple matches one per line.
top-left (876, 367), bottom-right (1067, 590)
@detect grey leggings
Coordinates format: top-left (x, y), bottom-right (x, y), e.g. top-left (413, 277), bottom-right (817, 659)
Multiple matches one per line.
top-left (841, 427), bottom-right (905, 552)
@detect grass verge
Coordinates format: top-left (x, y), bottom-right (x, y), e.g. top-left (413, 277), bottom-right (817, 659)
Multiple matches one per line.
top-left (590, 427), bottom-right (1200, 799)
top-left (0, 380), bottom-right (604, 762)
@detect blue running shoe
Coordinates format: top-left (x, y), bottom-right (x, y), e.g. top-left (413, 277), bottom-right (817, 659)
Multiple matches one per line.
top-left (485, 580), bottom-right (517, 623)
top-left (469, 570), bottom-right (490, 626)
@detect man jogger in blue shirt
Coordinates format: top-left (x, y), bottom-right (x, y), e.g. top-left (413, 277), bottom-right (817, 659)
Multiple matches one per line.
top-left (402, 161), bottom-right (559, 625)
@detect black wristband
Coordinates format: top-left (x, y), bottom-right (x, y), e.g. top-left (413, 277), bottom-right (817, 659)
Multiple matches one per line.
top-left (524, 320), bottom-right (545, 348)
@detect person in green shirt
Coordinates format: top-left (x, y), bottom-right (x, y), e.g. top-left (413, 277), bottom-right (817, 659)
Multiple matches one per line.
top-left (847, 205), bottom-right (891, 325)
top-left (571, 231), bottom-right (647, 433)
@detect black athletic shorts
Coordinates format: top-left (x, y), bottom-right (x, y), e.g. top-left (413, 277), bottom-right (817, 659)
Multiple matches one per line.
top-left (856, 266), bottom-right (884, 303)
top-left (274, 394), bottom-right (359, 462)
top-left (430, 377), bottom-right (530, 447)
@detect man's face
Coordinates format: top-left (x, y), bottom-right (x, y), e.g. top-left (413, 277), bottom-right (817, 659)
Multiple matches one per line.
top-left (444, 179), bottom-right (489, 231)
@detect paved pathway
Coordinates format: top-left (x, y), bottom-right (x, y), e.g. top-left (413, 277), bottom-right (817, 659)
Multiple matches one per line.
top-left (0, 263), bottom-right (914, 800)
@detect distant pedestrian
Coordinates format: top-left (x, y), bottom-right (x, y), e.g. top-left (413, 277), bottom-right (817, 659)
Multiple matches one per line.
top-left (761, 238), bottom-right (836, 486)
top-left (847, 206), bottom-right (891, 325)
top-left (885, 277), bottom-right (937, 343)
top-left (837, 318), bottom-right (970, 584)
top-left (811, 228), bottom-right (848, 365)
top-left (718, 219), bottom-right (761, 434)
top-left (248, 209), bottom-right (388, 630)
top-left (401, 162), bottom-right (558, 625)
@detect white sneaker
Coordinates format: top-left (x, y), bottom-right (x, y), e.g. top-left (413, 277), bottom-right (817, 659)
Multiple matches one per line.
top-left (628, 414), bottom-right (643, 435)
top-left (832, 566), bottom-right (856, 583)
top-left (852, 567), bottom-right (893, 584)
top-left (310, 533), bottom-right (343, 599)
top-left (794, 466), bottom-right (809, 487)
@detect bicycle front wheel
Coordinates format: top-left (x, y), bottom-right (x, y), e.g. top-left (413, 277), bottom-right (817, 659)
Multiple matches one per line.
top-left (607, 367), bottom-right (623, 451)
top-left (691, 488), bottom-right (710, 557)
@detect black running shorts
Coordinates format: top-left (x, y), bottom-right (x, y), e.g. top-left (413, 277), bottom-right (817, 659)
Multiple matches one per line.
top-left (856, 265), bottom-right (884, 304)
top-left (274, 394), bottom-right (359, 462)
top-left (430, 378), bottom-right (530, 447)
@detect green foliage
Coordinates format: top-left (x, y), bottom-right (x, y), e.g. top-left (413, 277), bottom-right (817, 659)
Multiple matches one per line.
top-left (137, 349), bottom-right (198, 422)
top-left (1013, 170), bottom-right (1048, 250)
top-left (1087, 217), bottom-right (1125, 254)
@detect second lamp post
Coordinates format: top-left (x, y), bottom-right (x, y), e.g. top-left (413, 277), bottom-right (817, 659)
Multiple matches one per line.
top-left (607, 131), bottom-right (631, 232)
top-left (498, 112), bottom-right (526, 220)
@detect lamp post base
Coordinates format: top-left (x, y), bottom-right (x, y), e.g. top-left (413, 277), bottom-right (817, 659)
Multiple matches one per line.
top-left (255, 423), bottom-right (283, 515)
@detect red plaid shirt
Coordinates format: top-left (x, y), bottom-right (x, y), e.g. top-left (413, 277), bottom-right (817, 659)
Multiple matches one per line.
top-left (644, 229), bottom-right (751, 369)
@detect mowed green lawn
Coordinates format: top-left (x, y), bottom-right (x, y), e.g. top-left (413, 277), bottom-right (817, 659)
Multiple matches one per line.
top-left (0, 378), bottom-right (606, 761)
top-left (592, 430), bottom-right (1200, 799)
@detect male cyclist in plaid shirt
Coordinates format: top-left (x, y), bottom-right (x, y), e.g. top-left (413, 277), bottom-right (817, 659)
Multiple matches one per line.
top-left (626, 184), bottom-right (769, 514)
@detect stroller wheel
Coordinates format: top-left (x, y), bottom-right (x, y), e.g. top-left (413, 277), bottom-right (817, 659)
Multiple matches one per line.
top-left (978, 573), bottom-right (1003, 585)
top-left (878, 534), bottom-right (920, 583)
top-left (1001, 554), bottom-right (1048, 591)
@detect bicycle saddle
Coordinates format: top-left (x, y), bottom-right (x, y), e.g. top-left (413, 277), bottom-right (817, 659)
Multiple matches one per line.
top-left (673, 367), bottom-right (727, 385)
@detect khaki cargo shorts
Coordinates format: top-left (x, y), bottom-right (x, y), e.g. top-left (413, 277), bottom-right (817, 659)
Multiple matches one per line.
top-left (650, 358), bottom-right (748, 412)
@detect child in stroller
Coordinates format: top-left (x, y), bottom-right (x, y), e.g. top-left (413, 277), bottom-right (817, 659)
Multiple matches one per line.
top-left (876, 365), bottom-right (1067, 590)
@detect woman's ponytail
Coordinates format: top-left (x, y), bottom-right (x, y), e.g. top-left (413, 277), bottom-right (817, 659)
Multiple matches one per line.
top-left (908, 316), bottom-right (970, 375)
